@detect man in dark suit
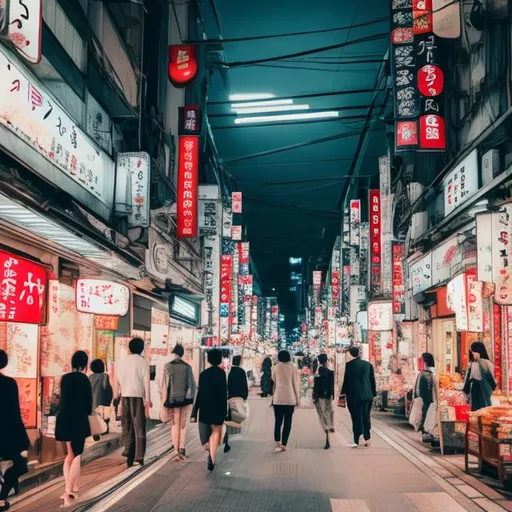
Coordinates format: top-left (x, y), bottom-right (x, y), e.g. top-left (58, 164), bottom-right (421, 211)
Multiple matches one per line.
top-left (341, 346), bottom-right (377, 447)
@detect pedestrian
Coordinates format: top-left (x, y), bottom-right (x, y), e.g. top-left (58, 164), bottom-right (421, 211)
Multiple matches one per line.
top-left (55, 350), bottom-right (93, 507)
top-left (413, 353), bottom-right (435, 434)
top-left (260, 356), bottom-right (273, 398)
top-left (161, 345), bottom-right (196, 462)
top-left (115, 337), bottom-right (151, 467)
top-left (463, 341), bottom-right (496, 411)
top-left (0, 350), bottom-right (29, 512)
top-left (272, 350), bottom-right (300, 452)
top-left (313, 353), bottom-right (335, 449)
top-left (89, 359), bottom-right (113, 433)
top-left (191, 349), bottom-right (227, 472)
top-left (341, 346), bottom-right (376, 447)
top-left (224, 355), bottom-right (249, 453)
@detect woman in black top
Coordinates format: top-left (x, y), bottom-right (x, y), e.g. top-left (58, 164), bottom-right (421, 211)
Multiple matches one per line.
top-left (191, 349), bottom-right (227, 472)
top-left (56, 351), bottom-right (93, 507)
top-left (260, 357), bottom-right (273, 397)
top-left (313, 353), bottom-right (335, 450)
top-left (224, 355), bottom-right (249, 453)
top-left (0, 350), bottom-right (30, 512)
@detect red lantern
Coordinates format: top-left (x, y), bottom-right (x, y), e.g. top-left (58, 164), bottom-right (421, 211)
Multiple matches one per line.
top-left (417, 65), bottom-right (444, 97)
top-left (168, 45), bottom-right (198, 88)
top-left (419, 114), bottom-right (446, 150)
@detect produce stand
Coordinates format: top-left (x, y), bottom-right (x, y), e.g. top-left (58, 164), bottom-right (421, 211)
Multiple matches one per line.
top-left (465, 404), bottom-right (512, 486)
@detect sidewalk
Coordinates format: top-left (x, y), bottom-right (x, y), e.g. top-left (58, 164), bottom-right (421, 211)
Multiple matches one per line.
top-left (10, 424), bottom-right (173, 512)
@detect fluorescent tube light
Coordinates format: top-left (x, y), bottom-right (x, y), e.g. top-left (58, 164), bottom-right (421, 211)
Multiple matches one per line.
top-left (234, 111), bottom-right (340, 125)
top-left (232, 104), bottom-right (310, 115)
top-left (229, 93), bottom-right (275, 101)
top-left (231, 99), bottom-right (293, 109)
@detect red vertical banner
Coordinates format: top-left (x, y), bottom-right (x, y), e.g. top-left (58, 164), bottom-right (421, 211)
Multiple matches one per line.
top-left (177, 136), bottom-right (199, 238)
top-left (220, 255), bottom-right (232, 316)
top-left (369, 190), bottom-right (382, 293)
top-left (494, 304), bottom-right (502, 390)
top-left (392, 243), bottom-right (405, 314)
top-left (331, 271), bottom-right (340, 306)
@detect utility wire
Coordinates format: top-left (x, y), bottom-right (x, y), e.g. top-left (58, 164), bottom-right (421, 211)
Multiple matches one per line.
top-left (184, 16), bottom-right (388, 44)
top-left (228, 157), bottom-right (376, 168)
top-left (225, 33), bottom-right (389, 68)
top-left (208, 87), bottom-right (384, 106)
top-left (253, 63), bottom-right (378, 73)
top-left (233, 175), bottom-right (375, 185)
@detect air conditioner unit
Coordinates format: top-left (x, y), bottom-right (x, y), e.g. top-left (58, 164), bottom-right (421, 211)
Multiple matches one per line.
top-left (481, 149), bottom-right (499, 186)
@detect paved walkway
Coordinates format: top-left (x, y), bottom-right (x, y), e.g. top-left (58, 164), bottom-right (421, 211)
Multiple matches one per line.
top-left (79, 397), bottom-right (509, 512)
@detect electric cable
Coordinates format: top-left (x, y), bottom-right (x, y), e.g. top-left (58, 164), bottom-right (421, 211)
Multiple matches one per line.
top-left (228, 157), bottom-right (375, 168)
top-left (233, 175), bottom-right (375, 185)
top-left (184, 16), bottom-right (388, 44)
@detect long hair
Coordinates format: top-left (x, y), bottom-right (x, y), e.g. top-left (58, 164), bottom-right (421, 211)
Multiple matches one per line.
top-left (470, 341), bottom-right (490, 360)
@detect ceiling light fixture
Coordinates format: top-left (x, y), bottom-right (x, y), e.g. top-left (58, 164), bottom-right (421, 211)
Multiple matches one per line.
top-left (232, 104), bottom-right (310, 115)
top-left (229, 93), bottom-right (275, 101)
top-left (231, 99), bottom-right (293, 109)
top-left (234, 111), bottom-right (339, 125)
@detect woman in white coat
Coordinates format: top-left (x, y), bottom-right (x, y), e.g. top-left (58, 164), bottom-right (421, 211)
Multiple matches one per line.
top-left (272, 350), bottom-right (301, 452)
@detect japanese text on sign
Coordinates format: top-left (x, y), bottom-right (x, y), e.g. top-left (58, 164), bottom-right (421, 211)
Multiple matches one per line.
top-left (76, 279), bottom-right (129, 316)
top-left (177, 136), bottom-right (199, 238)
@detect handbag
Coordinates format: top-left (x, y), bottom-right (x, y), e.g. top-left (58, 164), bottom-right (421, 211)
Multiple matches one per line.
top-left (409, 397), bottom-right (424, 431)
top-left (89, 414), bottom-right (107, 438)
top-left (337, 394), bottom-right (347, 408)
top-left (423, 402), bottom-right (437, 433)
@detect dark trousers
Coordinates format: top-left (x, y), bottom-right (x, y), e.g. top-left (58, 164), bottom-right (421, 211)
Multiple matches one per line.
top-left (273, 405), bottom-right (295, 446)
top-left (0, 456), bottom-right (27, 500)
top-left (122, 397), bottom-right (147, 463)
top-left (348, 399), bottom-right (373, 444)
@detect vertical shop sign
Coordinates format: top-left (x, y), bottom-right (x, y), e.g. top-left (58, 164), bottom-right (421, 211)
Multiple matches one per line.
top-left (232, 225), bottom-right (242, 241)
top-left (467, 273), bottom-right (484, 333)
top-left (222, 207), bottom-right (232, 238)
top-left (476, 212), bottom-right (494, 283)
top-left (8, 0), bottom-right (43, 64)
top-left (239, 242), bottom-right (250, 274)
top-left (313, 271), bottom-right (322, 286)
top-left (349, 200), bottom-right (360, 246)
top-left (392, 243), bottom-right (406, 314)
top-left (331, 271), bottom-right (340, 308)
top-left (369, 190), bottom-right (382, 293)
top-left (220, 255), bottom-right (232, 318)
top-left (0, 250), bottom-right (46, 324)
top-left (343, 208), bottom-right (350, 245)
top-left (493, 205), bottom-right (512, 305)
top-left (116, 152), bottom-right (150, 227)
top-left (177, 136), bottom-right (199, 238)
top-left (443, 150), bottom-right (479, 216)
top-left (359, 222), bottom-right (369, 289)
top-left (350, 285), bottom-right (366, 322)
top-left (232, 192), bottom-right (242, 214)
top-left (204, 235), bottom-right (220, 337)
top-left (493, 304), bottom-right (502, 389)
top-left (341, 250), bottom-right (351, 316)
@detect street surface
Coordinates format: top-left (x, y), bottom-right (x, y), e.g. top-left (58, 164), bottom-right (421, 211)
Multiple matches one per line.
top-left (11, 397), bottom-right (511, 512)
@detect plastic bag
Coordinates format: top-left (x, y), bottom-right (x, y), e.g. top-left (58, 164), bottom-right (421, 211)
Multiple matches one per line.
top-left (409, 397), bottom-right (424, 431)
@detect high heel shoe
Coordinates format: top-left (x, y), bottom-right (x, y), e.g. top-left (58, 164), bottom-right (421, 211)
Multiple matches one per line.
top-left (207, 455), bottom-right (215, 472)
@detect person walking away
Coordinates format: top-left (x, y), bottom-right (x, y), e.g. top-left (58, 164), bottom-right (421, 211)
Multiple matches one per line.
top-left (55, 351), bottom-right (93, 507)
top-left (464, 341), bottom-right (496, 411)
top-left (260, 357), bottom-right (273, 397)
top-left (116, 337), bottom-right (151, 467)
top-left (224, 355), bottom-right (249, 453)
top-left (0, 350), bottom-right (29, 512)
top-left (272, 350), bottom-right (301, 452)
top-left (191, 349), bottom-right (227, 471)
top-left (413, 353), bottom-right (435, 436)
top-left (161, 345), bottom-right (196, 461)
top-left (341, 346), bottom-right (376, 447)
top-left (313, 353), bottom-right (335, 449)
top-left (89, 359), bottom-right (113, 433)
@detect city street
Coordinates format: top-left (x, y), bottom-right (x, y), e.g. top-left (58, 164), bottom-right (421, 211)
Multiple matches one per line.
top-left (13, 397), bottom-right (509, 512)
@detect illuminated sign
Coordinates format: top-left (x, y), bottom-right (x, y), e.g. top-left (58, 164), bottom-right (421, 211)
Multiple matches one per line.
top-left (168, 45), bottom-right (198, 88)
top-left (177, 136), bottom-right (199, 238)
top-left (75, 279), bottom-right (129, 316)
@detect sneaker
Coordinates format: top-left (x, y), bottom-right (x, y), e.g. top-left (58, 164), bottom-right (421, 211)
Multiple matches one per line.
top-left (348, 443), bottom-right (359, 448)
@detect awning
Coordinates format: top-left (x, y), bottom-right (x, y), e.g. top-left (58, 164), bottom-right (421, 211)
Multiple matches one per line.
top-left (0, 192), bottom-right (142, 280)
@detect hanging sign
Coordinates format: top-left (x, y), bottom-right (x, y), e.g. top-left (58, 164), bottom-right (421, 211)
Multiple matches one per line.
top-left (75, 279), bottom-right (129, 316)
top-left (350, 285), bottom-right (366, 322)
top-left (392, 243), bottom-right (406, 314)
top-left (220, 254), bottom-right (232, 318)
top-left (116, 152), bottom-right (150, 228)
top-left (168, 45), bottom-right (198, 88)
top-left (0, 250), bottom-right (46, 324)
top-left (396, 120), bottom-right (419, 150)
top-left (222, 207), bottom-right (232, 238)
top-left (467, 273), bottom-right (484, 332)
top-left (94, 315), bottom-right (119, 330)
top-left (443, 150), bottom-right (479, 216)
top-left (232, 225), bottom-right (242, 241)
top-left (476, 212), bottom-right (494, 283)
top-left (447, 273), bottom-right (468, 331)
top-left (239, 242), bottom-right (250, 266)
top-left (432, 0), bottom-right (461, 39)
top-left (493, 206), bottom-right (512, 305)
top-left (177, 136), bottom-right (199, 238)
top-left (369, 189), bottom-right (382, 292)
top-left (313, 271), bottom-right (322, 286)
top-left (494, 304), bottom-right (502, 389)
top-left (331, 270), bottom-right (340, 306)
top-left (178, 105), bottom-right (202, 136)
top-left (432, 236), bottom-right (462, 285)
top-left (410, 253), bottom-right (432, 295)
top-left (368, 301), bottom-right (393, 331)
top-left (8, 0), bottom-right (43, 64)
top-left (349, 200), bottom-right (360, 246)
top-left (0, 48), bottom-right (112, 203)
top-left (232, 192), bottom-right (242, 214)
top-left (198, 199), bottom-right (218, 235)
top-left (413, 0), bottom-right (433, 35)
